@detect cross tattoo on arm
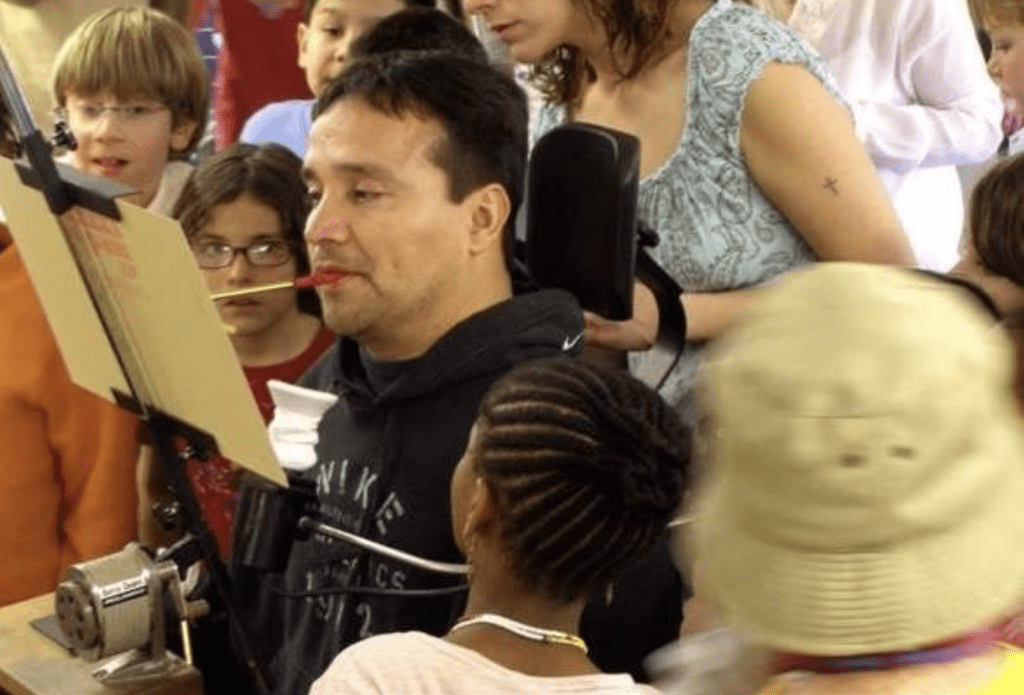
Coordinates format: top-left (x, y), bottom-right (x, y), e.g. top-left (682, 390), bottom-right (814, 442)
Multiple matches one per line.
top-left (823, 177), bottom-right (839, 195)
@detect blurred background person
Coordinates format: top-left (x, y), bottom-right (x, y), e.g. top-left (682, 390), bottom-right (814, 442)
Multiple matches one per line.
top-left (759, 0), bottom-right (1003, 272)
top-left (695, 263), bottom-right (1024, 695)
top-left (187, 0), bottom-right (312, 150)
top-left (240, 0), bottom-right (441, 156)
top-left (981, 0), bottom-right (1024, 156)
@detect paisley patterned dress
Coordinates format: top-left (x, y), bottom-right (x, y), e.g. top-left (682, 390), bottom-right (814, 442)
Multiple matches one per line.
top-left (534, 0), bottom-right (845, 421)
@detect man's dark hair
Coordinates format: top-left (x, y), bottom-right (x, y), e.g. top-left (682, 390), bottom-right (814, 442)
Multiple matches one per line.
top-left (349, 8), bottom-right (487, 64)
top-left (304, 0), bottom-right (435, 22)
top-left (316, 51), bottom-right (528, 270)
top-left (474, 358), bottom-right (690, 603)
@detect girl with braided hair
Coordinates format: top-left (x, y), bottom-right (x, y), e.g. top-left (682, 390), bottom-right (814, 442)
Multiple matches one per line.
top-left (310, 357), bottom-right (691, 695)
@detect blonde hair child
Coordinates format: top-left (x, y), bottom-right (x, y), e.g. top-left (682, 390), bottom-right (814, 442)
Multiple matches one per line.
top-left (52, 7), bottom-right (208, 213)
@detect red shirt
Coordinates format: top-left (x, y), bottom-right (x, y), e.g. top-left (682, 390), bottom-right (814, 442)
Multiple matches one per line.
top-left (213, 0), bottom-right (310, 149)
top-left (187, 327), bottom-right (335, 556)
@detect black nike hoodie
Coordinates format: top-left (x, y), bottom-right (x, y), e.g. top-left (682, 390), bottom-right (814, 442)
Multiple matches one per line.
top-left (267, 289), bottom-right (584, 695)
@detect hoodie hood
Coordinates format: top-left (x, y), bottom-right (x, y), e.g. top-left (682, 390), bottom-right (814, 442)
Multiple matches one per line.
top-left (306, 289), bottom-right (583, 406)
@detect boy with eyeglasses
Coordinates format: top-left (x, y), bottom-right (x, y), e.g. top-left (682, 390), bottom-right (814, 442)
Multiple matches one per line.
top-left (51, 6), bottom-right (208, 215)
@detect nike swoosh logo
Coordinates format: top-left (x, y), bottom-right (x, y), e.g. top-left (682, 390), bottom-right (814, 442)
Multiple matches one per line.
top-left (562, 333), bottom-right (584, 352)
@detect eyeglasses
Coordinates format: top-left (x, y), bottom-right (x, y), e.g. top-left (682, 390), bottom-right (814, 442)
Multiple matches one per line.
top-left (58, 102), bottom-right (170, 125)
top-left (191, 239), bottom-right (295, 269)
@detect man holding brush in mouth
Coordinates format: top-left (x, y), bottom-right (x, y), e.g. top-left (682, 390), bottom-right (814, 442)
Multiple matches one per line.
top-left (239, 49), bottom-right (585, 695)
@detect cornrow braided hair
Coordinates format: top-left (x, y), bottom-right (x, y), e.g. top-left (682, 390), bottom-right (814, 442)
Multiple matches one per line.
top-left (475, 357), bottom-right (690, 603)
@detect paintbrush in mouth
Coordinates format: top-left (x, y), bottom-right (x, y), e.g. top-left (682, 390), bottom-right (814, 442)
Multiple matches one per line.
top-left (209, 269), bottom-right (345, 301)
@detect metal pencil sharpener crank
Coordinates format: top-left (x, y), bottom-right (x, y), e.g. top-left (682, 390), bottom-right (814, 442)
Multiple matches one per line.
top-left (53, 542), bottom-right (207, 685)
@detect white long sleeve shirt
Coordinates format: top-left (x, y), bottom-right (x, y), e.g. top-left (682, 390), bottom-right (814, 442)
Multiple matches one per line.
top-left (788, 0), bottom-right (1003, 271)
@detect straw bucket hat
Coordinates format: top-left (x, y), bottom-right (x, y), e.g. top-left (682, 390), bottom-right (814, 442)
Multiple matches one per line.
top-left (695, 263), bottom-right (1024, 656)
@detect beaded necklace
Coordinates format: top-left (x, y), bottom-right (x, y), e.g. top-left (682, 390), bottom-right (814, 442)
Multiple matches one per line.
top-left (450, 613), bottom-right (588, 653)
top-left (772, 622), bottom-right (1008, 674)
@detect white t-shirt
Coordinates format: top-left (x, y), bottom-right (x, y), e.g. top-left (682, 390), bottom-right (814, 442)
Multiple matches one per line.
top-left (310, 632), bottom-right (662, 695)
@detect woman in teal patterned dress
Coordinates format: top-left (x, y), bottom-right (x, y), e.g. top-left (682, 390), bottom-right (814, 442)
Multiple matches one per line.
top-left (464, 0), bottom-right (916, 421)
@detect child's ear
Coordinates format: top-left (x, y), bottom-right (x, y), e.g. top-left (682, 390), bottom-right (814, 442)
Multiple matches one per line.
top-left (169, 119), bottom-right (199, 154)
top-left (297, 22), bottom-right (310, 69)
top-left (462, 476), bottom-right (499, 541)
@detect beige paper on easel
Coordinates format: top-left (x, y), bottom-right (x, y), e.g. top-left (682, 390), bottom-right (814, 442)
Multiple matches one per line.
top-left (0, 159), bottom-right (286, 486)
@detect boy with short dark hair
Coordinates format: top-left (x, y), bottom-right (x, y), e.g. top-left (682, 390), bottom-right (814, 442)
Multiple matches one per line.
top-left (347, 6), bottom-right (488, 65)
top-left (240, 0), bottom-right (436, 155)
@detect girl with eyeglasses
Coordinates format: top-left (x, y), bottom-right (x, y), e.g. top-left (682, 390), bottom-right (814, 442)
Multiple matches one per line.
top-left (138, 142), bottom-right (333, 558)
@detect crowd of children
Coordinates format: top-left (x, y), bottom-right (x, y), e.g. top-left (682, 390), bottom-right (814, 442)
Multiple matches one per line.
top-left (4, 1), bottom-right (1024, 694)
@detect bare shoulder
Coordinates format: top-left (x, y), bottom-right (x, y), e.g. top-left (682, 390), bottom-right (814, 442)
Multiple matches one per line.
top-left (742, 61), bottom-right (850, 137)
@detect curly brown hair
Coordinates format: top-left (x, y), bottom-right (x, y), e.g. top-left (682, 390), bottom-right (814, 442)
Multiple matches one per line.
top-left (531, 0), bottom-right (750, 106)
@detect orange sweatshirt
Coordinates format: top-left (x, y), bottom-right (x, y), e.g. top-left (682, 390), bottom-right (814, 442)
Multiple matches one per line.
top-left (0, 230), bottom-right (139, 607)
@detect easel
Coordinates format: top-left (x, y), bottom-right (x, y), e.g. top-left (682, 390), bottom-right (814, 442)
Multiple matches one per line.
top-left (0, 44), bottom-right (284, 695)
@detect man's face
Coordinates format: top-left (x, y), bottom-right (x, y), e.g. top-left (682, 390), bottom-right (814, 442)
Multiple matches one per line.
top-left (297, 0), bottom-right (407, 97)
top-left (303, 97), bottom-right (478, 360)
